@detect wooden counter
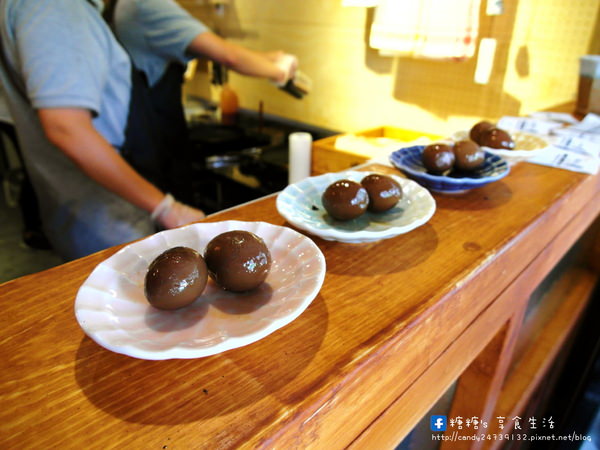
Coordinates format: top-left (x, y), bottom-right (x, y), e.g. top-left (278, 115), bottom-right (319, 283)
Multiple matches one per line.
top-left (1, 161), bottom-right (599, 449)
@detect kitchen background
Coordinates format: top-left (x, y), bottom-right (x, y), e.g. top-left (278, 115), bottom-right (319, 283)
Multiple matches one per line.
top-left (0, 2), bottom-right (599, 447)
top-left (2, 1), bottom-right (599, 282)
top-left (181, 0), bottom-right (600, 136)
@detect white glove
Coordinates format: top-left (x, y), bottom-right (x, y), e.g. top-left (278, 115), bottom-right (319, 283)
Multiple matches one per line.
top-left (273, 53), bottom-right (298, 86)
top-left (151, 194), bottom-right (206, 229)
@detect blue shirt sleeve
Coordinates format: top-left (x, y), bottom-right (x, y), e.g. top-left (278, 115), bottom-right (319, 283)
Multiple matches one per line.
top-left (137, 0), bottom-right (208, 61)
top-left (117, 0), bottom-right (209, 86)
top-left (12, 0), bottom-right (109, 114)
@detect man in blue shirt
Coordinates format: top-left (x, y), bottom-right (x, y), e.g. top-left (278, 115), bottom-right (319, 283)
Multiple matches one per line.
top-left (0, 0), bottom-right (205, 259)
top-left (109, 0), bottom-right (295, 89)
top-left (106, 0), bottom-right (298, 202)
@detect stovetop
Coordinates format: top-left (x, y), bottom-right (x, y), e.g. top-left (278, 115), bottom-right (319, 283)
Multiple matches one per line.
top-left (172, 106), bottom-right (337, 214)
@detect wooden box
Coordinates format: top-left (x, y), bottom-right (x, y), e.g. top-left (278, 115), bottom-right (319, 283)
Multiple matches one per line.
top-left (310, 126), bottom-right (443, 175)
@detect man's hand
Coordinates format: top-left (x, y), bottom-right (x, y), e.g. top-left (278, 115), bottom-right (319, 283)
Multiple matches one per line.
top-left (271, 53), bottom-right (298, 86)
top-left (187, 32), bottom-right (298, 85)
top-left (151, 194), bottom-right (206, 229)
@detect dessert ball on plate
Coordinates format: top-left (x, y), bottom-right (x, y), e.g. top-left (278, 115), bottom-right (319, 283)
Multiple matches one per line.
top-left (469, 121), bottom-right (494, 144)
top-left (322, 179), bottom-right (369, 221)
top-left (360, 174), bottom-right (402, 212)
top-left (453, 140), bottom-right (485, 171)
top-left (204, 230), bottom-right (272, 292)
top-left (144, 246), bottom-right (208, 310)
top-left (422, 143), bottom-right (455, 174)
top-left (479, 127), bottom-right (515, 150)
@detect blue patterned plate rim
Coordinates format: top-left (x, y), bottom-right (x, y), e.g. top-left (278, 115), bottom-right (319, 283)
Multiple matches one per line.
top-left (275, 171), bottom-right (436, 243)
top-left (389, 145), bottom-right (510, 186)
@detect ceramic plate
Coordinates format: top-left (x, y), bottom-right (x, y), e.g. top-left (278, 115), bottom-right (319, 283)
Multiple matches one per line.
top-left (276, 171), bottom-right (436, 243)
top-left (74, 221), bottom-right (326, 360)
top-left (451, 130), bottom-right (551, 165)
top-left (389, 146), bottom-right (510, 194)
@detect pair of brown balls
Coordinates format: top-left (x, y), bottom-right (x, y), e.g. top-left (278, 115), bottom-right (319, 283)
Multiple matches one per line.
top-left (144, 230), bottom-right (272, 310)
top-left (422, 140), bottom-right (486, 175)
top-left (470, 121), bottom-right (515, 150)
top-left (322, 174), bottom-right (403, 221)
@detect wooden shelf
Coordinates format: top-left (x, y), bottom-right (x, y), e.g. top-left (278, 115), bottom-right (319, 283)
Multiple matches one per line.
top-left (437, 215), bottom-right (599, 450)
top-left (487, 267), bottom-right (598, 448)
top-left (1, 160), bottom-right (598, 449)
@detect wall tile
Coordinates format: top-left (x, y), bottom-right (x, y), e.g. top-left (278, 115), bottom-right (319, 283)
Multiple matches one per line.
top-left (180, 0), bottom-right (600, 135)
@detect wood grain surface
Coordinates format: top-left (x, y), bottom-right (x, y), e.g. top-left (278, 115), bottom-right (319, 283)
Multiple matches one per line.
top-left (1, 161), bottom-right (599, 449)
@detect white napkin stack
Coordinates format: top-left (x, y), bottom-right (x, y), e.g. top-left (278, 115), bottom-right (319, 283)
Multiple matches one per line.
top-left (499, 113), bottom-right (600, 175)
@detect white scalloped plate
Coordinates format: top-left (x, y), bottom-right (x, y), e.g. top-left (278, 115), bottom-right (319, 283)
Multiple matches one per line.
top-left (276, 171), bottom-right (436, 243)
top-left (74, 221), bottom-right (326, 360)
top-left (451, 130), bottom-right (551, 165)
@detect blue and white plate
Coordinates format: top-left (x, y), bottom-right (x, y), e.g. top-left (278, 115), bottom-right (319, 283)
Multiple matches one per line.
top-left (276, 171), bottom-right (436, 243)
top-left (389, 146), bottom-right (510, 194)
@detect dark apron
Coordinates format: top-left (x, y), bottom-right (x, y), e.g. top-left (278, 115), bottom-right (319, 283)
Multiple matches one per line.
top-left (119, 64), bottom-right (191, 193)
top-left (104, 1), bottom-right (191, 194)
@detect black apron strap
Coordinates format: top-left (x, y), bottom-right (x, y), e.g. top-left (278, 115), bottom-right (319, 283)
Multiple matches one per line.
top-left (103, 0), bottom-right (191, 192)
top-left (101, 0), bottom-right (118, 24)
top-left (119, 67), bottom-right (170, 190)
top-left (147, 62), bottom-right (190, 159)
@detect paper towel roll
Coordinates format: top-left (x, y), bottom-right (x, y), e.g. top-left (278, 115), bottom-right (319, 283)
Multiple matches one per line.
top-left (288, 132), bottom-right (312, 184)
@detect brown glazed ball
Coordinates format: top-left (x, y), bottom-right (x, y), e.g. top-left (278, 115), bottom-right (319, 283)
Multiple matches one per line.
top-left (321, 179), bottom-right (369, 221)
top-left (469, 121), bottom-right (494, 144)
top-left (360, 174), bottom-right (403, 212)
top-left (144, 246), bottom-right (208, 310)
top-left (204, 230), bottom-right (272, 292)
top-left (453, 140), bottom-right (485, 171)
top-left (422, 143), bottom-right (455, 174)
top-left (479, 127), bottom-right (515, 150)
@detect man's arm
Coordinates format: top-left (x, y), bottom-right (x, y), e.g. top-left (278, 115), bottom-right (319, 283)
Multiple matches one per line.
top-left (38, 107), bottom-right (165, 213)
top-left (38, 107), bottom-right (205, 228)
top-left (186, 32), bottom-right (293, 84)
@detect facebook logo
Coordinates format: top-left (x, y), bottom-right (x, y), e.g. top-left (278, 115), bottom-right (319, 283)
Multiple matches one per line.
top-left (430, 415), bottom-right (447, 431)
